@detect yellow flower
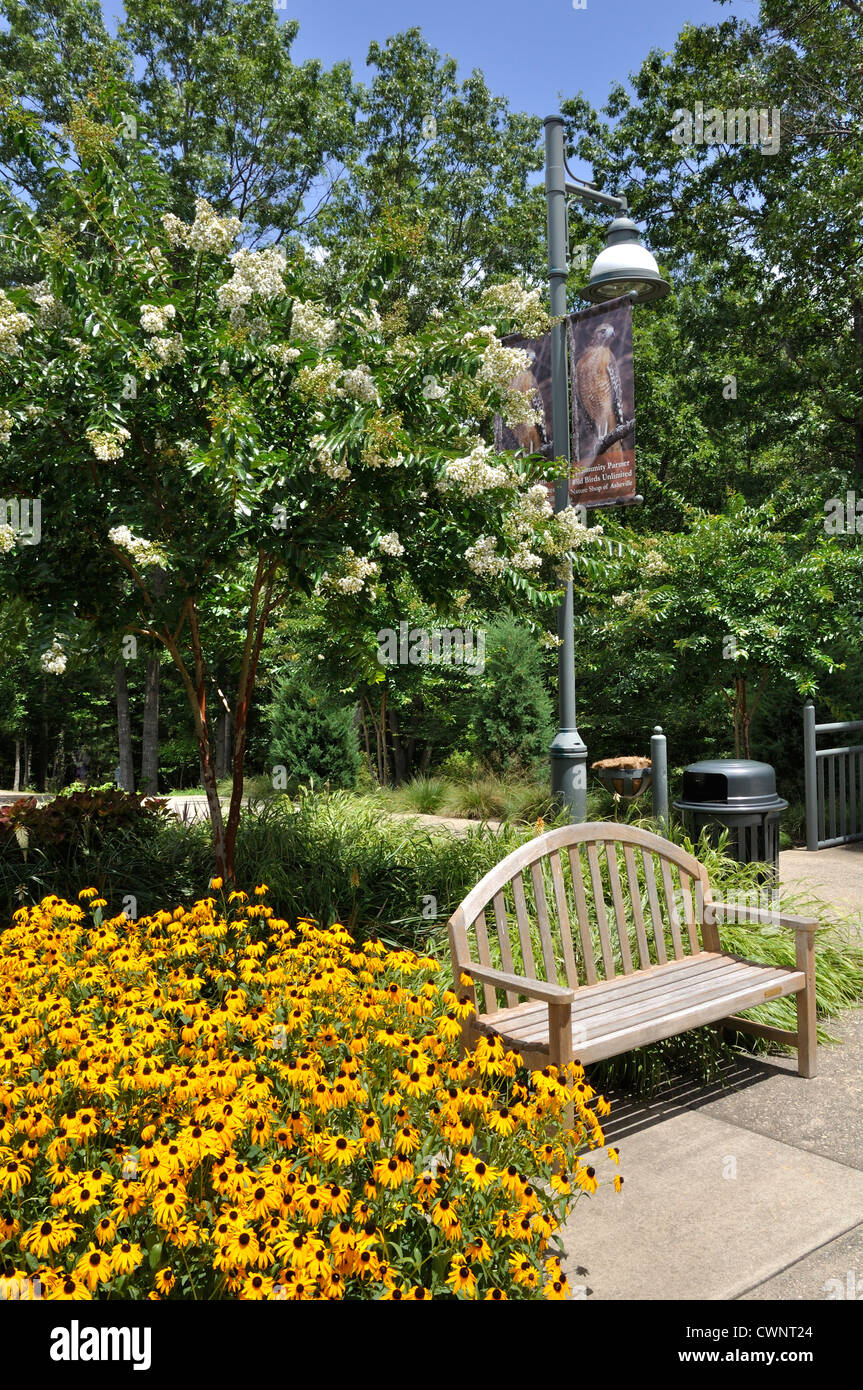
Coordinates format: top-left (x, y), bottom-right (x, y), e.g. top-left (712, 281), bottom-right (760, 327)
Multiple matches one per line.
top-left (446, 1258), bottom-right (477, 1297)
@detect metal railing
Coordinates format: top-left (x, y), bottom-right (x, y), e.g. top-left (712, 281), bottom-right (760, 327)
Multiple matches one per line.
top-left (803, 702), bottom-right (863, 850)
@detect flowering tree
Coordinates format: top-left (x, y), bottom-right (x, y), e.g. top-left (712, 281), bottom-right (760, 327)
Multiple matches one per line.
top-left (0, 92), bottom-right (603, 878)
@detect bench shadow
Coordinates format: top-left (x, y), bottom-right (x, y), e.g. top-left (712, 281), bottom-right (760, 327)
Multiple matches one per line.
top-left (596, 1050), bottom-right (796, 1145)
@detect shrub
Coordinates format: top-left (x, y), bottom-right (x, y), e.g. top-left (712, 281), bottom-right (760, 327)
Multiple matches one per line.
top-left (469, 618), bottom-right (555, 774)
top-left (0, 889), bottom-right (618, 1300)
top-left (267, 672), bottom-right (362, 792)
top-left (0, 789), bottom-right (169, 850)
top-left (391, 776), bottom-right (449, 816)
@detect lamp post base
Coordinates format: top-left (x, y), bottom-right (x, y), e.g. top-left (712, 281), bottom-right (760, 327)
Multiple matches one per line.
top-left (550, 728), bottom-right (588, 821)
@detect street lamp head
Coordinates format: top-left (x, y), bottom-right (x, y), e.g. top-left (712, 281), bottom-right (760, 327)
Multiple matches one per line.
top-left (583, 215), bottom-right (670, 304)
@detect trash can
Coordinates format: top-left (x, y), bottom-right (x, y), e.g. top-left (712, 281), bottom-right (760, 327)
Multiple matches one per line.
top-left (673, 760), bottom-right (787, 880)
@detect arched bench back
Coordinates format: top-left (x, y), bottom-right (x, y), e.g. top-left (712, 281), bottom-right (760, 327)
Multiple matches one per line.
top-left (447, 823), bottom-right (716, 1013)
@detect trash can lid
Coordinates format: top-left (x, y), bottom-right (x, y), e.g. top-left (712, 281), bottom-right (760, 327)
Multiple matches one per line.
top-left (676, 759), bottom-right (784, 809)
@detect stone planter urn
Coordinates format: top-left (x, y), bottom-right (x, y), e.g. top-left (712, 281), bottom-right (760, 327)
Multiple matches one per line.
top-left (591, 756), bottom-right (653, 800)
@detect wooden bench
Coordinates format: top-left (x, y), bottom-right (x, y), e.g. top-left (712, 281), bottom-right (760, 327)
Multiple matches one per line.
top-left (447, 823), bottom-right (819, 1079)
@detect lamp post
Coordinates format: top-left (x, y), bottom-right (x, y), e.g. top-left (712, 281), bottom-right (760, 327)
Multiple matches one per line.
top-left (544, 114), bottom-right (669, 818)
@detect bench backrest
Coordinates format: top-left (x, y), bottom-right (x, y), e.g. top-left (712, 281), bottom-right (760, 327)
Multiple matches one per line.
top-left (447, 823), bottom-right (717, 1013)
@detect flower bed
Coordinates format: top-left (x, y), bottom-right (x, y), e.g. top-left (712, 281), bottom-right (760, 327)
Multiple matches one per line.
top-left (0, 885), bottom-right (617, 1300)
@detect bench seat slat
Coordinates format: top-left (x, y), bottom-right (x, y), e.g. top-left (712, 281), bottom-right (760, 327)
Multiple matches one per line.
top-left (502, 960), bottom-right (800, 1043)
top-left (474, 960), bottom-right (805, 1061)
top-left (475, 954), bottom-right (803, 1036)
top-left (482, 952), bottom-right (727, 1029)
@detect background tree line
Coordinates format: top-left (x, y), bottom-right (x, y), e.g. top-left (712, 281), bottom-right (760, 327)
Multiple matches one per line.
top-left (1, 0), bottom-right (862, 805)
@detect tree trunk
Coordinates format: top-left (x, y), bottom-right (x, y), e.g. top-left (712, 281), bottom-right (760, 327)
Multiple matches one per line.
top-left (115, 663), bottom-right (135, 792)
top-left (853, 298), bottom-right (863, 480)
top-left (13, 739), bottom-right (20, 792)
top-left (388, 706), bottom-right (406, 786)
top-left (215, 704), bottom-right (231, 781)
top-left (140, 654), bottom-right (160, 795)
top-left (223, 558), bottom-right (277, 880)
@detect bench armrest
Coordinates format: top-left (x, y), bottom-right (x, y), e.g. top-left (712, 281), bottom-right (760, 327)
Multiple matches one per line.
top-left (459, 962), bottom-right (576, 1004)
top-left (706, 903), bottom-right (821, 933)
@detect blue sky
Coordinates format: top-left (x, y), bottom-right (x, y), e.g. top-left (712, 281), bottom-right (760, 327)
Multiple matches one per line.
top-left (284, 0), bottom-right (759, 120)
top-left (99, 0), bottom-right (760, 125)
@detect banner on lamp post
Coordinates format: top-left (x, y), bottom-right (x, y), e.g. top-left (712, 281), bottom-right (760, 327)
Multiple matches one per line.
top-left (492, 294), bottom-right (636, 509)
top-left (492, 331), bottom-right (554, 461)
top-left (567, 294), bottom-right (636, 508)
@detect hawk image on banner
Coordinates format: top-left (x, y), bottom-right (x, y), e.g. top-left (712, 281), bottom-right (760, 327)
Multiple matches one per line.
top-left (568, 295), bottom-right (636, 508)
top-left (492, 333), bottom-right (553, 460)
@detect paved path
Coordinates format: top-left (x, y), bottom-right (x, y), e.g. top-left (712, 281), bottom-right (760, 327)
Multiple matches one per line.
top-left (563, 843), bottom-right (863, 1302)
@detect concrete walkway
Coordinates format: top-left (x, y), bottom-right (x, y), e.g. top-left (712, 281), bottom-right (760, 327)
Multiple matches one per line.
top-left (563, 844), bottom-right (863, 1301)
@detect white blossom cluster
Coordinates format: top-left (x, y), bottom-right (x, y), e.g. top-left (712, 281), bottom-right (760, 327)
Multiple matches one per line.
top-left (310, 434), bottom-right (350, 481)
top-left (475, 339), bottom-right (531, 396)
top-left (86, 426), bottom-right (131, 461)
top-left (501, 385), bottom-right (543, 430)
top-left (513, 483), bottom-right (554, 523)
top-left (479, 279), bottom-right (551, 338)
top-left (41, 639), bottom-right (67, 676)
top-left (643, 549), bottom-right (670, 577)
top-left (510, 543), bottom-right (543, 572)
top-left (24, 404), bottom-right (44, 422)
top-left (0, 523), bottom-right (16, 554)
top-left (0, 289), bottom-right (33, 356)
top-left (377, 531), bottom-right (404, 557)
top-left (438, 441), bottom-right (513, 497)
top-left (150, 334), bottom-right (185, 365)
top-left (0, 408), bottom-right (14, 446)
top-left (293, 359), bottom-right (343, 402)
top-left (353, 302), bottom-right (382, 334)
top-left (361, 448), bottom-right (405, 470)
top-left (217, 248), bottom-right (287, 315)
top-left (320, 549), bottom-right (379, 596)
top-left (28, 280), bottom-right (56, 314)
top-left (341, 364), bottom-right (379, 404)
top-left (162, 199), bottom-right (242, 255)
top-left (421, 375), bottom-right (447, 401)
top-left (291, 300), bottom-right (338, 351)
top-left (553, 506), bottom-right (604, 551)
top-left (464, 534), bottom-right (507, 578)
top-left (108, 525), bottom-right (165, 567)
top-left (267, 344), bottom-right (301, 368)
top-left (140, 303), bottom-right (176, 334)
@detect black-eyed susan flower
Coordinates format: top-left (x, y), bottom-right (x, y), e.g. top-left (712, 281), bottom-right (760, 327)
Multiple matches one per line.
top-left (74, 1243), bottom-right (113, 1290)
top-left (110, 1240), bottom-right (141, 1276)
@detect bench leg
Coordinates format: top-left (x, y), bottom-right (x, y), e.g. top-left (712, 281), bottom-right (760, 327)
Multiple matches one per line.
top-left (549, 1000), bottom-right (574, 1131)
top-left (795, 927), bottom-right (817, 1078)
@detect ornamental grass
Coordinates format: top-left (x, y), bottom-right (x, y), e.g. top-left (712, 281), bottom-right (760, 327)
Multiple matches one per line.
top-left (0, 884), bottom-right (617, 1300)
